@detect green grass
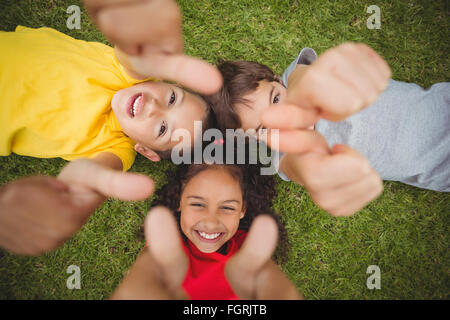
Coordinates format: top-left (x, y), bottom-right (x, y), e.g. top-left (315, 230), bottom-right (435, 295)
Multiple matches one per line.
top-left (0, 0), bottom-right (449, 299)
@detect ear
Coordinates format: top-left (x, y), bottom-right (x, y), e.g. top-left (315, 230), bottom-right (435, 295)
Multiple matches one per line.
top-left (134, 143), bottom-right (161, 162)
top-left (239, 205), bottom-right (247, 219)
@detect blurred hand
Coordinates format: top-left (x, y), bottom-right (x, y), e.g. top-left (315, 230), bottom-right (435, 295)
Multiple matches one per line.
top-left (0, 159), bottom-right (154, 255)
top-left (111, 207), bottom-right (302, 299)
top-left (83, 0), bottom-right (222, 94)
top-left (273, 136), bottom-right (383, 216)
top-left (259, 43), bottom-right (387, 216)
top-left (262, 42), bottom-right (391, 126)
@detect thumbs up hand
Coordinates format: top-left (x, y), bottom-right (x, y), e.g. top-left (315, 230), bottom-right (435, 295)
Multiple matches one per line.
top-left (0, 158), bottom-right (154, 256)
top-left (111, 208), bottom-right (302, 300)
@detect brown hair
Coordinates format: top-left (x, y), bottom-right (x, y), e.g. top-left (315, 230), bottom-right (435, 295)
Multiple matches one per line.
top-left (204, 60), bottom-right (281, 132)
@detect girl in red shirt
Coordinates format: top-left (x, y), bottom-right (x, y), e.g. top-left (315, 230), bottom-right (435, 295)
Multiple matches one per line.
top-left (111, 157), bottom-right (302, 300)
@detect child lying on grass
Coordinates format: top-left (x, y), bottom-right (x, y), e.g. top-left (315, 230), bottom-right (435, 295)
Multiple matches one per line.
top-left (0, 26), bottom-right (216, 170)
top-left (111, 149), bottom-right (302, 299)
top-left (207, 43), bottom-right (450, 218)
top-left (0, 0), bottom-right (222, 256)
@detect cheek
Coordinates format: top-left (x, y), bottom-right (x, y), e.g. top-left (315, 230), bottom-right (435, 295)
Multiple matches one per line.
top-left (180, 209), bottom-right (197, 236)
top-left (111, 90), bottom-right (124, 113)
top-left (223, 214), bottom-right (241, 234)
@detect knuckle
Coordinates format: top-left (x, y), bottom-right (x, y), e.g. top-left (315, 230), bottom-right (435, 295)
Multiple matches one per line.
top-left (355, 159), bottom-right (372, 176)
top-left (303, 171), bottom-right (323, 191)
top-left (311, 193), bottom-right (335, 212)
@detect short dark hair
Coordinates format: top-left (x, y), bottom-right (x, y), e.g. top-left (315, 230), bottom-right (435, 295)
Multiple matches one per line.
top-left (203, 60), bottom-right (280, 132)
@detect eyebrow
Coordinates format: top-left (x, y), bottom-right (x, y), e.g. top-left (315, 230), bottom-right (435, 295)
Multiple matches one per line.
top-left (254, 86), bottom-right (275, 132)
top-left (222, 200), bottom-right (240, 204)
top-left (268, 85), bottom-right (275, 106)
top-left (187, 196), bottom-right (206, 201)
top-left (187, 196), bottom-right (240, 204)
top-left (178, 86), bottom-right (185, 107)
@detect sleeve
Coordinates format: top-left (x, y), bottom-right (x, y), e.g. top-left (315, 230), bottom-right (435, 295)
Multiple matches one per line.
top-left (281, 48), bottom-right (318, 87)
top-left (86, 140), bottom-right (137, 172)
top-left (103, 144), bottom-right (137, 172)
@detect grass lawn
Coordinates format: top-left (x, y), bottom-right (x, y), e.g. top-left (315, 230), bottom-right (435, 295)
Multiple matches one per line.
top-left (0, 0), bottom-right (449, 299)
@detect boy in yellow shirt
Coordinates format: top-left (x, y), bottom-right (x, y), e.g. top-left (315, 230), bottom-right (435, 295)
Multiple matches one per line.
top-left (0, 25), bottom-right (217, 170)
top-left (0, 0), bottom-right (222, 255)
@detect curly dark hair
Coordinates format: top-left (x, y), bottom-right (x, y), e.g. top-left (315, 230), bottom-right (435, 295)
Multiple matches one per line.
top-left (149, 145), bottom-right (290, 264)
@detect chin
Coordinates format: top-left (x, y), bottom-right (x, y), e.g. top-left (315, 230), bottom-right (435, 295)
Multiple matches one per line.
top-left (111, 90), bottom-right (122, 113)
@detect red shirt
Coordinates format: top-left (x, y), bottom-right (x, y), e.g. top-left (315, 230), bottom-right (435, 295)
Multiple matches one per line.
top-left (181, 230), bottom-right (248, 300)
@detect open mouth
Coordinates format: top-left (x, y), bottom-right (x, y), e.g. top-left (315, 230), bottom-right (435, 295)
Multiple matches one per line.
top-left (127, 93), bottom-right (143, 118)
top-left (194, 230), bottom-right (224, 243)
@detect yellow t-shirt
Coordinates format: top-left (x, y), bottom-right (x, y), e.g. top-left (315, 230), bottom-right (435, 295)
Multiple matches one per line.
top-left (0, 26), bottom-right (146, 171)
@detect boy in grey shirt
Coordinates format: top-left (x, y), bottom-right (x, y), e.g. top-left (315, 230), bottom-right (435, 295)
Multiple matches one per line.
top-left (206, 43), bottom-right (449, 218)
top-left (282, 48), bottom-right (450, 192)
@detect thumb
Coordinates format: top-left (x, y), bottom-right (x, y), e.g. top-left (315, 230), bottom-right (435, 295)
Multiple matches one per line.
top-left (331, 144), bottom-right (363, 157)
top-left (129, 53), bottom-right (223, 95)
top-left (58, 158), bottom-right (154, 201)
top-left (225, 215), bottom-right (278, 299)
top-left (262, 128), bottom-right (330, 155)
top-left (145, 206), bottom-right (188, 296)
top-left (261, 104), bottom-right (320, 130)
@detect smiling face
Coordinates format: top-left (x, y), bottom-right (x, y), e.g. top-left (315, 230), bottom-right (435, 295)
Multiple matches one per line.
top-left (179, 166), bottom-right (246, 253)
top-left (112, 81), bottom-right (207, 160)
top-left (234, 80), bottom-right (287, 131)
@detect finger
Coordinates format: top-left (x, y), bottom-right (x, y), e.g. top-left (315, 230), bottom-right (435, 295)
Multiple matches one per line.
top-left (16, 175), bottom-right (70, 193)
top-left (145, 206), bottom-right (188, 295)
top-left (355, 43), bottom-right (392, 80)
top-left (333, 44), bottom-right (389, 101)
top-left (232, 215), bottom-right (278, 273)
top-left (225, 215), bottom-right (278, 299)
top-left (58, 159), bottom-right (154, 200)
top-left (95, 0), bottom-right (183, 53)
top-left (301, 70), bottom-right (368, 121)
top-left (301, 145), bottom-right (374, 190)
top-left (83, 0), bottom-right (139, 14)
top-left (129, 53), bottom-right (223, 94)
top-left (260, 104), bottom-right (320, 130)
top-left (262, 128), bottom-right (329, 155)
top-left (311, 171), bottom-right (383, 216)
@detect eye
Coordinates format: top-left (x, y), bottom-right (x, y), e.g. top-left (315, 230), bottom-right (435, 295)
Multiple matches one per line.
top-left (272, 93), bottom-right (280, 104)
top-left (158, 121), bottom-right (167, 137)
top-left (168, 90), bottom-right (176, 106)
top-left (190, 203), bottom-right (205, 208)
top-left (221, 206), bottom-right (235, 211)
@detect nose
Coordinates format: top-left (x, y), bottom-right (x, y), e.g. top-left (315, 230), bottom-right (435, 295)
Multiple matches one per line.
top-left (146, 97), bottom-right (163, 118)
top-left (199, 211), bottom-right (222, 231)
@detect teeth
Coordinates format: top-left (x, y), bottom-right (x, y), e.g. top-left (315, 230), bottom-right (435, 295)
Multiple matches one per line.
top-left (132, 95), bottom-right (142, 116)
top-left (198, 231), bottom-right (221, 240)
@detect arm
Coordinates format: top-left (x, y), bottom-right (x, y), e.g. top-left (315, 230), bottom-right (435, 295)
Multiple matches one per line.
top-left (286, 64), bottom-right (310, 89)
top-left (256, 260), bottom-right (303, 300)
top-left (84, 0), bottom-right (222, 94)
top-left (111, 249), bottom-right (176, 300)
top-left (91, 151), bottom-right (123, 171)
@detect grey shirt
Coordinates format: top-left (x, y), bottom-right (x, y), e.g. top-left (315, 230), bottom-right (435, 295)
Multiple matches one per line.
top-left (279, 48), bottom-right (450, 192)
